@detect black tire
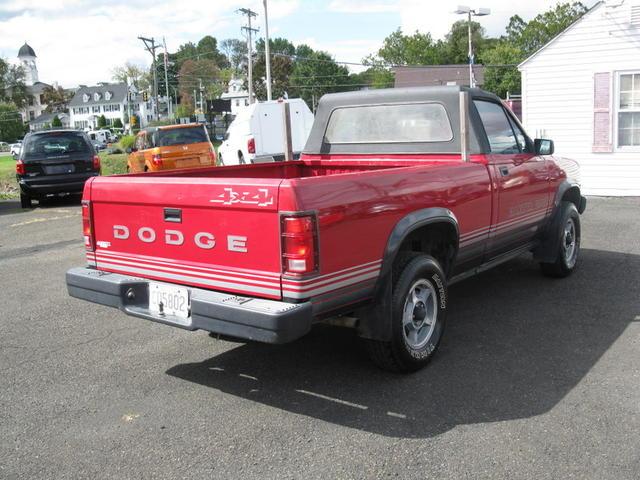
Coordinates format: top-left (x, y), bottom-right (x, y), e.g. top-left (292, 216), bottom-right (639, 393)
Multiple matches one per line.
top-left (540, 201), bottom-right (581, 278)
top-left (20, 193), bottom-right (32, 209)
top-left (218, 154), bottom-right (224, 166)
top-left (238, 152), bottom-right (245, 164)
top-left (365, 253), bottom-right (447, 373)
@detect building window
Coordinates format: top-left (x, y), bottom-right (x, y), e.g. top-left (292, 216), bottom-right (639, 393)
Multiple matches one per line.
top-left (93, 106), bottom-right (100, 113)
top-left (29, 111), bottom-right (35, 120)
top-left (618, 72), bottom-right (640, 147)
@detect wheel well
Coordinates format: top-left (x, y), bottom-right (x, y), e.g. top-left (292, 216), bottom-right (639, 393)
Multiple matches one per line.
top-left (396, 222), bottom-right (458, 277)
top-left (561, 186), bottom-right (581, 209)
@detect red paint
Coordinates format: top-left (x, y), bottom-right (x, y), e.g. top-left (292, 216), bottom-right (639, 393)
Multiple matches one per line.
top-left (82, 152), bottom-right (565, 301)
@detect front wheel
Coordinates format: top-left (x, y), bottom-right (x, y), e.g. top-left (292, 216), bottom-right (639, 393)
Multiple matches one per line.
top-left (540, 201), bottom-right (581, 278)
top-left (20, 193), bottom-right (32, 209)
top-left (365, 254), bottom-right (447, 373)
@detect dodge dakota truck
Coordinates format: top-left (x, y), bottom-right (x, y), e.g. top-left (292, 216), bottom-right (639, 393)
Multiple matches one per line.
top-left (66, 87), bottom-right (586, 372)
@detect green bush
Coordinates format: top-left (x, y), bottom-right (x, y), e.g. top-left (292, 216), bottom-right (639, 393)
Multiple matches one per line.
top-left (118, 135), bottom-right (136, 151)
top-left (113, 118), bottom-right (123, 129)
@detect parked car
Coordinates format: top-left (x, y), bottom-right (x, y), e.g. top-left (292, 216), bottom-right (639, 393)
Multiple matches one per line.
top-left (218, 98), bottom-right (314, 165)
top-left (17, 130), bottom-right (100, 208)
top-left (126, 123), bottom-right (216, 173)
top-left (66, 86), bottom-right (586, 372)
top-left (87, 129), bottom-right (115, 147)
top-left (0, 142), bottom-right (9, 152)
top-left (10, 142), bottom-right (22, 157)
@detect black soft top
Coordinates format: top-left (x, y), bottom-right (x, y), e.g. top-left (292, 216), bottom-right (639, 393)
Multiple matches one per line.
top-left (303, 86), bottom-right (500, 155)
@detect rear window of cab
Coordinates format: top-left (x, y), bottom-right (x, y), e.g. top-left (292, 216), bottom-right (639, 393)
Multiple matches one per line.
top-left (153, 126), bottom-right (209, 147)
top-left (324, 103), bottom-right (453, 144)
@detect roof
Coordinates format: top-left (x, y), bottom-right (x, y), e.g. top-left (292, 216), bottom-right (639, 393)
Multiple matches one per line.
top-left (68, 83), bottom-right (128, 107)
top-left (394, 65), bottom-right (485, 88)
top-left (18, 42), bottom-right (36, 58)
top-left (26, 82), bottom-right (50, 95)
top-left (29, 112), bottom-right (69, 125)
top-left (304, 85), bottom-right (499, 156)
top-left (518, 1), bottom-right (603, 69)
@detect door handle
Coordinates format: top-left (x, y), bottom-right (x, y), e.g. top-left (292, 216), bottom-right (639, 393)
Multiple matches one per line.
top-left (499, 166), bottom-right (510, 176)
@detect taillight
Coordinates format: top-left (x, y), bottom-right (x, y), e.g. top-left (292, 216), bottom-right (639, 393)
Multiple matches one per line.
top-left (92, 155), bottom-right (101, 172)
top-left (151, 154), bottom-right (162, 167)
top-left (82, 200), bottom-right (94, 252)
top-left (281, 214), bottom-right (318, 275)
top-left (16, 159), bottom-right (25, 175)
top-left (247, 137), bottom-right (256, 154)
top-left (208, 149), bottom-right (216, 164)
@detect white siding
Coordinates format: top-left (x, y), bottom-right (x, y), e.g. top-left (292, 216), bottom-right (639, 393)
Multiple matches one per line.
top-left (520, 1), bottom-right (640, 196)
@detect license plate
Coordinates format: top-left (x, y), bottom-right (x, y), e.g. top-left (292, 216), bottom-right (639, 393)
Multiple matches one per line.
top-left (149, 282), bottom-right (191, 323)
top-left (45, 164), bottom-right (75, 174)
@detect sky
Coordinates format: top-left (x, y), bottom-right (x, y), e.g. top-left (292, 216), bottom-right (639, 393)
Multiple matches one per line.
top-left (0, 0), bottom-right (598, 88)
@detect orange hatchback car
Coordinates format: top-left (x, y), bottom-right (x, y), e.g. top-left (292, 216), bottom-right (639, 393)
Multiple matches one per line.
top-left (126, 123), bottom-right (216, 173)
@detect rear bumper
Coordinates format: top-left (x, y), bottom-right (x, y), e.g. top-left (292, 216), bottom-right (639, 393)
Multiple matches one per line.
top-left (18, 172), bottom-right (98, 197)
top-left (66, 267), bottom-right (312, 344)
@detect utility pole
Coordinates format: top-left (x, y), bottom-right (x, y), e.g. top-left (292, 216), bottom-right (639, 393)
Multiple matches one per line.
top-left (238, 8), bottom-right (258, 105)
top-left (199, 78), bottom-right (204, 115)
top-left (138, 36), bottom-right (159, 120)
top-left (263, 0), bottom-right (272, 100)
top-left (163, 37), bottom-right (171, 119)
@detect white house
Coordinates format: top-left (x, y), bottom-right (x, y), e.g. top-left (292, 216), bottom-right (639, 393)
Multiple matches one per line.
top-left (220, 78), bottom-right (253, 115)
top-left (519, 0), bottom-right (640, 196)
top-left (68, 83), bottom-right (154, 130)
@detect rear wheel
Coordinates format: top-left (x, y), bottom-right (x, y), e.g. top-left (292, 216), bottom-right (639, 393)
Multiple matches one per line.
top-left (365, 253), bottom-right (447, 373)
top-left (238, 152), bottom-right (245, 164)
top-left (20, 193), bottom-right (32, 209)
top-left (540, 201), bottom-right (580, 278)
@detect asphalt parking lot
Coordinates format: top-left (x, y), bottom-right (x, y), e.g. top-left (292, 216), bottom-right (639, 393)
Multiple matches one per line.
top-left (0, 196), bottom-right (638, 479)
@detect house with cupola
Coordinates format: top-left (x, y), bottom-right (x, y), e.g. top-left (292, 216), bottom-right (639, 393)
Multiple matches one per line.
top-left (15, 42), bottom-right (52, 123)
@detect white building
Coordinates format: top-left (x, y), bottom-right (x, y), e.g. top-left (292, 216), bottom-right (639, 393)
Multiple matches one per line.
top-left (220, 78), bottom-right (253, 115)
top-left (68, 83), bottom-right (154, 130)
top-left (15, 43), bottom-right (51, 122)
top-left (519, 1), bottom-right (640, 196)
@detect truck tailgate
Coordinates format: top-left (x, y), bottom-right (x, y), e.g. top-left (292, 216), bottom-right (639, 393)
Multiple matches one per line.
top-left (86, 176), bottom-right (283, 299)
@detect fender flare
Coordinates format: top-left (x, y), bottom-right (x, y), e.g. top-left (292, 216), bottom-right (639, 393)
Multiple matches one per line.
top-left (535, 181), bottom-right (585, 263)
top-left (357, 208), bottom-right (459, 341)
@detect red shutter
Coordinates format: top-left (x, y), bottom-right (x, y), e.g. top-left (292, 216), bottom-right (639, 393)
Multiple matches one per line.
top-left (593, 72), bottom-right (613, 153)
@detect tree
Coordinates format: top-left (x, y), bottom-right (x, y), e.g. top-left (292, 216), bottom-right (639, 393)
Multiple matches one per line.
top-left (0, 59), bottom-right (29, 108)
top-left (177, 59), bottom-right (220, 112)
top-left (0, 102), bottom-right (25, 142)
top-left (175, 103), bottom-right (193, 118)
top-left (51, 115), bottom-right (62, 127)
top-left (443, 20), bottom-right (486, 64)
top-left (111, 62), bottom-right (151, 90)
top-left (506, 2), bottom-right (587, 55)
top-left (367, 28), bottom-right (444, 67)
top-left (252, 38), bottom-right (297, 100)
top-left (42, 85), bottom-right (73, 113)
top-left (97, 115), bottom-right (107, 128)
top-left (482, 42), bottom-right (524, 97)
top-left (197, 36), bottom-right (229, 68)
top-left (113, 118), bottom-right (123, 129)
top-left (220, 38), bottom-right (247, 74)
top-left (289, 46), bottom-right (352, 108)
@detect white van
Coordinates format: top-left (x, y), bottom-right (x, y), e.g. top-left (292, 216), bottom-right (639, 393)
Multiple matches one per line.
top-left (87, 129), bottom-right (114, 146)
top-left (218, 99), bottom-right (314, 165)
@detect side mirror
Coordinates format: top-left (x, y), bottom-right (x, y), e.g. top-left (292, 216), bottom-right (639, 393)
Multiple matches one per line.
top-left (534, 138), bottom-right (554, 156)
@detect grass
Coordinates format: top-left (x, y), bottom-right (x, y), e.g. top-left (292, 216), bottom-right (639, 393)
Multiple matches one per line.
top-left (0, 143), bottom-right (223, 199)
top-left (99, 151), bottom-right (128, 176)
top-left (0, 155), bottom-right (18, 199)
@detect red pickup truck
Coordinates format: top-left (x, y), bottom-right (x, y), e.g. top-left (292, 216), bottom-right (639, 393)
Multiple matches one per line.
top-left (66, 87), bottom-right (586, 372)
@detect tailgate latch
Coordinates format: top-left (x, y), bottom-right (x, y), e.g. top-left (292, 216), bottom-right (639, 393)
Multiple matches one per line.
top-left (164, 208), bottom-right (182, 223)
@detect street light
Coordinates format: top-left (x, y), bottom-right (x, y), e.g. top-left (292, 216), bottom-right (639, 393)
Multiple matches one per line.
top-left (454, 5), bottom-right (490, 88)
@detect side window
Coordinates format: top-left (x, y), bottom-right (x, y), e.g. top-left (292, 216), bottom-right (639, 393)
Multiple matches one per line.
top-left (474, 100), bottom-right (520, 154)
top-left (506, 114), bottom-right (529, 153)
